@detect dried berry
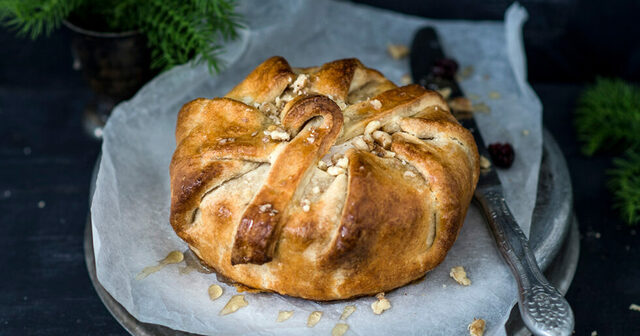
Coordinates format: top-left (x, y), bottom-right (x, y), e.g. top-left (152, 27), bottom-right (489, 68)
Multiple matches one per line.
top-left (488, 143), bottom-right (515, 168)
top-left (431, 58), bottom-right (459, 79)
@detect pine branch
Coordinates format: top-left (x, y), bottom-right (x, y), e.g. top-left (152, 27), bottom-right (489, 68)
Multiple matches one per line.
top-left (138, 0), bottom-right (241, 73)
top-left (0, 0), bottom-right (83, 39)
top-left (574, 78), bottom-right (640, 156)
top-left (608, 149), bottom-right (640, 226)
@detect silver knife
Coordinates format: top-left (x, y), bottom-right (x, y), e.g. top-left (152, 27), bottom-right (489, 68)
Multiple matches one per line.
top-left (410, 27), bottom-right (574, 336)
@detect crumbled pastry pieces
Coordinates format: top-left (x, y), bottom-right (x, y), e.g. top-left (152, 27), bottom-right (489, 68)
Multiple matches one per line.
top-left (630, 303), bottom-right (640, 312)
top-left (276, 310), bottom-right (294, 322)
top-left (371, 292), bottom-right (391, 315)
top-left (489, 91), bottom-right (501, 99)
top-left (387, 44), bottom-right (409, 59)
top-left (522, 129), bottom-right (530, 136)
top-left (340, 305), bottom-right (356, 320)
top-left (220, 295), bottom-right (248, 315)
top-left (436, 87), bottom-right (452, 100)
top-left (135, 250), bottom-right (184, 280)
top-left (448, 97), bottom-right (473, 112)
top-left (307, 311), bottom-right (323, 327)
top-left (450, 266), bottom-right (472, 286)
top-left (468, 93), bottom-right (481, 101)
top-left (208, 284), bottom-right (223, 300)
top-left (370, 99), bottom-right (382, 110)
top-left (472, 102), bottom-right (491, 114)
top-left (456, 65), bottom-right (474, 81)
top-left (401, 74), bottom-right (413, 85)
top-left (468, 318), bottom-right (486, 336)
top-left (292, 74), bottom-right (309, 95)
top-left (332, 323), bottom-right (350, 336)
top-left (479, 156), bottom-right (491, 170)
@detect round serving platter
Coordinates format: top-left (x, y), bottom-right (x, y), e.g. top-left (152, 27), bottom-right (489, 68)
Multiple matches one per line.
top-left (84, 130), bottom-right (579, 336)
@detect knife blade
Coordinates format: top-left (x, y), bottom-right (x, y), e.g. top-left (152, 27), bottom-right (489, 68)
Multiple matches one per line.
top-left (410, 26), bottom-right (574, 336)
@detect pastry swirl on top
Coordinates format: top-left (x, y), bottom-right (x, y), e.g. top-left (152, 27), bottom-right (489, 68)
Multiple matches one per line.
top-left (170, 57), bottom-right (479, 300)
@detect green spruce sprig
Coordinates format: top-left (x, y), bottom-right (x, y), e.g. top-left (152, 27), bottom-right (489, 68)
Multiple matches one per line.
top-left (608, 150), bottom-right (640, 226)
top-left (0, 0), bottom-right (242, 73)
top-left (575, 78), bottom-right (640, 226)
top-left (575, 78), bottom-right (640, 155)
top-left (0, 0), bottom-right (83, 39)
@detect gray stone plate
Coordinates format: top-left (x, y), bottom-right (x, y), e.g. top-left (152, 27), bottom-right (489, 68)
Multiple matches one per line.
top-left (84, 130), bottom-right (579, 336)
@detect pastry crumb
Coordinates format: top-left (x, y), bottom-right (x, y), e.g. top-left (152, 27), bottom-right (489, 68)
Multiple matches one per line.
top-left (387, 44), bottom-right (409, 59)
top-left (371, 292), bottom-right (391, 315)
top-left (450, 266), bottom-right (471, 286)
top-left (472, 102), bottom-right (491, 114)
top-left (370, 99), bottom-right (382, 110)
top-left (456, 66), bottom-right (474, 81)
top-left (332, 323), bottom-right (349, 336)
top-left (522, 129), bottom-right (530, 136)
top-left (312, 186), bottom-right (321, 194)
top-left (307, 311), bottom-right (323, 327)
top-left (340, 305), bottom-right (356, 320)
top-left (436, 87), bottom-right (452, 100)
top-left (208, 284), bottom-right (223, 300)
top-left (480, 156), bottom-right (491, 170)
top-left (219, 295), bottom-right (248, 316)
top-left (630, 303), bottom-right (640, 312)
top-left (276, 310), bottom-right (294, 322)
top-left (448, 97), bottom-right (473, 112)
top-left (468, 318), bottom-right (485, 336)
top-left (401, 74), bottom-right (413, 85)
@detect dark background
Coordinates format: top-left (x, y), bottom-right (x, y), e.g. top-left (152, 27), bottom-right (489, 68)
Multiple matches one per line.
top-left (1, 0), bottom-right (639, 335)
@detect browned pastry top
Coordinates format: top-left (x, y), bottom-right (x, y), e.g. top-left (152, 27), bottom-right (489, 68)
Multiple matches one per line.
top-left (169, 57), bottom-right (479, 300)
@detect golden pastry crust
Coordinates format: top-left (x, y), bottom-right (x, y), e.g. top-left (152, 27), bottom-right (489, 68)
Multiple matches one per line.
top-left (169, 56), bottom-right (479, 300)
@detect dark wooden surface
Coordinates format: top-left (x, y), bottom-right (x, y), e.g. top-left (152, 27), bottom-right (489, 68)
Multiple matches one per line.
top-left (1, 17), bottom-right (639, 336)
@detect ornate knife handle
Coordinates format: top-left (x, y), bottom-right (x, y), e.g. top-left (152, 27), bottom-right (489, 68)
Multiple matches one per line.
top-left (475, 186), bottom-right (574, 336)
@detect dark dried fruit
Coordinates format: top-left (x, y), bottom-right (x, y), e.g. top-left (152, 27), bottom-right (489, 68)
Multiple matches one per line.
top-left (488, 143), bottom-right (515, 168)
top-left (431, 58), bottom-right (459, 79)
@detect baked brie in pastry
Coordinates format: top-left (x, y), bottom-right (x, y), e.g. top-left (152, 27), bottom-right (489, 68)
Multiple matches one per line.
top-left (169, 57), bottom-right (479, 300)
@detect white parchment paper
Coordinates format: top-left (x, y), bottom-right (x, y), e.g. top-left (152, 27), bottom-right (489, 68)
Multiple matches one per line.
top-left (91, 1), bottom-right (543, 335)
